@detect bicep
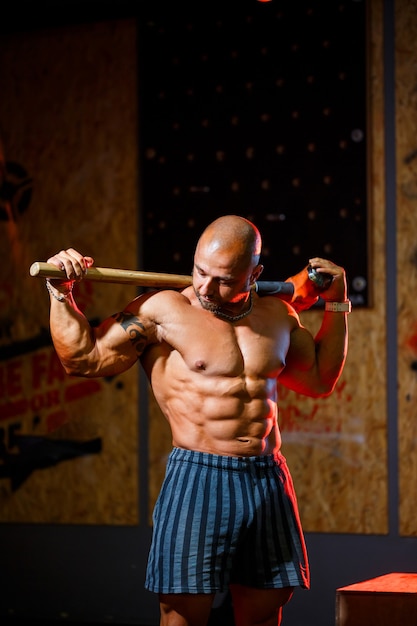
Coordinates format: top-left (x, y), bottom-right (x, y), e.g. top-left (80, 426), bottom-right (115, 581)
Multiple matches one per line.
top-left (91, 310), bottom-right (155, 376)
top-left (90, 289), bottom-right (186, 377)
top-left (110, 310), bottom-right (151, 357)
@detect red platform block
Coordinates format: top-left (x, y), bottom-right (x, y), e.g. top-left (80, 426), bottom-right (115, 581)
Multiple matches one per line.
top-left (336, 572), bottom-right (417, 626)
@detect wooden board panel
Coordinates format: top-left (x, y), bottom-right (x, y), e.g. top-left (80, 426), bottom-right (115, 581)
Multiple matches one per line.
top-left (396, 0), bottom-right (417, 536)
top-left (276, 0), bottom-right (387, 533)
top-left (0, 19), bottom-right (140, 524)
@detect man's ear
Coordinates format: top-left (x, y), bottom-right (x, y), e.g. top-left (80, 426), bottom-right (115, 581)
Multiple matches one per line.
top-left (250, 264), bottom-right (264, 284)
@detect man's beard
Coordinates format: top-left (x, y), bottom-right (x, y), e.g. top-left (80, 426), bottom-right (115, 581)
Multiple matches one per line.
top-left (194, 289), bottom-right (221, 314)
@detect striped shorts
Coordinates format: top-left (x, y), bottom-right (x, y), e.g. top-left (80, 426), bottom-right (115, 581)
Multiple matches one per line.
top-left (145, 447), bottom-right (310, 594)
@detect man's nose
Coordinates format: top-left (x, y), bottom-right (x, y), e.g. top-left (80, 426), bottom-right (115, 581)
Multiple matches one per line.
top-left (199, 277), bottom-right (215, 296)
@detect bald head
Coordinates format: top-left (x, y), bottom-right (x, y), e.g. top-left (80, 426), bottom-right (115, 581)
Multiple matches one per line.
top-left (193, 216), bottom-right (264, 306)
top-left (196, 215), bottom-right (262, 270)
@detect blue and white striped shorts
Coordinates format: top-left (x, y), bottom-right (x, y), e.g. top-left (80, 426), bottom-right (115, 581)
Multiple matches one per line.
top-left (145, 447), bottom-right (310, 594)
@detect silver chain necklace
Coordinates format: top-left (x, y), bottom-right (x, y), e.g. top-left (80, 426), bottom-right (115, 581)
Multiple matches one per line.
top-left (214, 291), bottom-right (253, 323)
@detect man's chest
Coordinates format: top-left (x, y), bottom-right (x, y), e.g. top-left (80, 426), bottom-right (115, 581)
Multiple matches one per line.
top-left (165, 318), bottom-right (291, 379)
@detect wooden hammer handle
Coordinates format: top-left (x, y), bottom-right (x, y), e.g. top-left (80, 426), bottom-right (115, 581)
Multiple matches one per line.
top-left (30, 262), bottom-right (295, 297)
top-left (29, 262), bottom-right (193, 288)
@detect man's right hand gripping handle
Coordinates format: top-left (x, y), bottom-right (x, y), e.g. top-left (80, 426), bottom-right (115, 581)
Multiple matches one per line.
top-left (256, 264), bottom-right (333, 312)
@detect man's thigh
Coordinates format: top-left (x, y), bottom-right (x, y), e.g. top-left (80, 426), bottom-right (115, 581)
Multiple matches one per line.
top-left (230, 584), bottom-right (294, 626)
top-left (159, 592), bottom-right (215, 626)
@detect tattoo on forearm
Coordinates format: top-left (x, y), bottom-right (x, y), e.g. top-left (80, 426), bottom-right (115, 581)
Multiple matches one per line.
top-left (112, 311), bottom-right (147, 356)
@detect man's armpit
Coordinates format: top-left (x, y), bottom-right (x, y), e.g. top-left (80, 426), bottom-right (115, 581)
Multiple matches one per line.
top-left (112, 311), bottom-right (148, 356)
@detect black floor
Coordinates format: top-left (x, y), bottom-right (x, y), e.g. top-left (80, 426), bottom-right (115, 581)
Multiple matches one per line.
top-left (2, 599), bottom-right (235, 626)
top-left (2, 604), bottom-right (235, 626)
top-left (2, 620), bottom-right (153, 626)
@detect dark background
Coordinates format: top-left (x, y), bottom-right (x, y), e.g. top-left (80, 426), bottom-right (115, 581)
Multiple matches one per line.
top-left (139, 1), bottom-right (368, 306)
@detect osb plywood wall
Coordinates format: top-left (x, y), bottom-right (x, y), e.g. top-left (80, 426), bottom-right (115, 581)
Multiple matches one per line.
top-left (396, 0), bottom-right (417, 536)
top-left (280, 0), bottom-right (387, 534)
top-left (0, 19), bottom-right (140, 524)
top-left (4, 1), bottom-right (413, 537)
top-left (148, 0), bottom-right (388, 534)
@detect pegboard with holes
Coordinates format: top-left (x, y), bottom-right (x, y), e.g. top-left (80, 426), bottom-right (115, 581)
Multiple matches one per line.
top-left (138, 0), bottom-right (368, 306)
